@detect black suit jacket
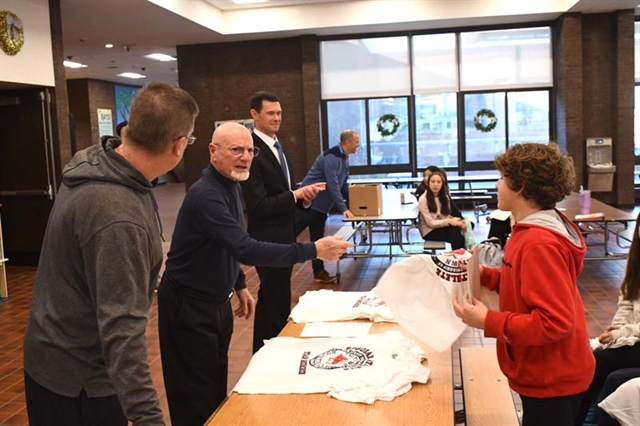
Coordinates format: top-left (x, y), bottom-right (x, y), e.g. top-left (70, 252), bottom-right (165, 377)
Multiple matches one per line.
top-left (241, 132), bottom-right (297, 244)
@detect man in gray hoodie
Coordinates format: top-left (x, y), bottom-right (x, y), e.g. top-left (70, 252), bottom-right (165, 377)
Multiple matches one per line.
top-left (23, 82), bottom-right (199, 426)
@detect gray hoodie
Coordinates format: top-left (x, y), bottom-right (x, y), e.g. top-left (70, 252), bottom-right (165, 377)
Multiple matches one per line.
top-left (23, 138), bottom-right (164, 425)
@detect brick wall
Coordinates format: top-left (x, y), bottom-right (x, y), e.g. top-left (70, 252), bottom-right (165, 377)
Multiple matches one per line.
top-left (554, 13), bottom-right (584, 181)
top-left (67, 79), bottom-right (91, 150)
top-left (67, 79), bottom-right (117, 150)
top-left (613, 10), bottom-right (635, 205)
top-left (177, 36), bottom-right (322, 188)
top-left (554, 11), bottom-right (635, 205)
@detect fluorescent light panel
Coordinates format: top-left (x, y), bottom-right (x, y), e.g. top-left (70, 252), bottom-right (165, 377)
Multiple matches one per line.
top-left (117, 72), bottom-right (146, 79)
top-left (145, 53), bottom-right (176, 62)
top-left (63, 60), bottom-right (88, 68)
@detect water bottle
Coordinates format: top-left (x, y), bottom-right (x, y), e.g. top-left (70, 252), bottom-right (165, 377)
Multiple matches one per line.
top-left (400, 190), bottom-right (406, 204)
top-left (579, 186), bottom-right (591, 214)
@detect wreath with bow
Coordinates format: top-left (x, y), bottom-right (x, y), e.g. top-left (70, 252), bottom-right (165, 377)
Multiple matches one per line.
top-left (376, 113), bottom-right (400, 137)
top-left (473, 108), bottom-right (497, 133)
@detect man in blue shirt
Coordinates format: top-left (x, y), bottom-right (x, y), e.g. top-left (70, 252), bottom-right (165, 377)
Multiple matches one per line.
top-left (296, 130), bottom-right (360, 283)
top-left (158, 122), bottom-right (351, 426)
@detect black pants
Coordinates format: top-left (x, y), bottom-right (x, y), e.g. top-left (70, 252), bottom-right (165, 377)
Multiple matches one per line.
top-left (575, 344), bottom-right (640, 425)
top-left (294, 207), bottom-right (328, 274)
top-left (521, 391), bottom-right (584, 426)
top-left (24, 371), bottom-right (127, 426)
top-left (158, 275), bottom-right (234, 426)
top-left (423, 225), bottom-right (465, 250)
top-left (253, 265), bottom-right (293, 353)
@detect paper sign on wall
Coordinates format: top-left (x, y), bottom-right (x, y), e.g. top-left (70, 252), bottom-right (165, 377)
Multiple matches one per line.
top-left (97, 109), bottom-right (113, 137)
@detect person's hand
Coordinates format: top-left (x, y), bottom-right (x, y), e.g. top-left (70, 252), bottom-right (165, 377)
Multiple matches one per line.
top-left (314, 236), bottom-right (354, 261)
top-left (598, 325), bottom-right (620, 344)
top-left (343, 210), bottom-right (355, 219)
top-left (448, 217), bottom-right (465, 228)
top-left (452, 294), bottom-right (488, 330)
top-left (294, 182), bottom-right (326, 204)
top-left (598, 331), bottom-right (615, 344)
top-left (233, 288), bottom-right (255, 320)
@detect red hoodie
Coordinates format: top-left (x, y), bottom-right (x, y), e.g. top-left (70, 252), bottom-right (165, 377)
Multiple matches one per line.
top-left (482, 209), bottom-right (595, 398)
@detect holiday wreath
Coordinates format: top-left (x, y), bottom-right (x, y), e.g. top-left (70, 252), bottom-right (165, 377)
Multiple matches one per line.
top-left (376, 113), bottom-right (400, 137)
top-left (473, 108), bottom-right (497, 133)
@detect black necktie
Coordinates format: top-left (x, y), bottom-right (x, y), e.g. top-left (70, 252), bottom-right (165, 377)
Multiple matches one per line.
top-left (274, 141), bottom-right (289, 188)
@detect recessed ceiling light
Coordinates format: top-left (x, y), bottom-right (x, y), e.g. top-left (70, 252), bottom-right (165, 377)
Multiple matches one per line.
top-left (145, 53), bottom-right (176, 62)
top-left (105, 43), bottom-right (113, 48)
top-left (117, 72), bottom-right (146, 79)
top-left (63, 60), bottom-right (88, 68)
top-left (232, 0), bottom-right (269, 4)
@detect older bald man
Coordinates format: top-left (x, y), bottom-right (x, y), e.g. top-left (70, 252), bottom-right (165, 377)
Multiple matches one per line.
top-left (158, 122), bottom-right (352, 426)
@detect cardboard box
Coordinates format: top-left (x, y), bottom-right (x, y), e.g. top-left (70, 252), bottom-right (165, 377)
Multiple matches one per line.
top-left (349, 184), bottom-right (383, 216)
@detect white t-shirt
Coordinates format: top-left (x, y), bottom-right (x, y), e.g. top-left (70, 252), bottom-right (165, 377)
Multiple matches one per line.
top-left (598, 377), bottom-right (640, 426)
top-left (289, 290), bottom-right (395, 323)
top-left (374, 249), bottom-right (471, 352)
top-left (234, 331), bottom-right (430, 404)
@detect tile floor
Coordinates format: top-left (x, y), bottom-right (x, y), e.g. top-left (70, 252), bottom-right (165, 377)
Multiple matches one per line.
top-left (0, 182), bottom-right (636, 425)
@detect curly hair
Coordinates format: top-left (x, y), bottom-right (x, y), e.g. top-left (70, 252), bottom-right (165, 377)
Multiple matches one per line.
top-left (621, 212), bottom-right (640, 301)
top-left (494, 142), bottom-right (575, 210)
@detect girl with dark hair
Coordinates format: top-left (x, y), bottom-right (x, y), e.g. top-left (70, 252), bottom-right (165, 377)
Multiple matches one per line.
top-left (417, 170), bottom-right (467, 249)
top-left (575, 211), bottom-right (640, 426)
top-left (414, 165), bottom-right (443, 200)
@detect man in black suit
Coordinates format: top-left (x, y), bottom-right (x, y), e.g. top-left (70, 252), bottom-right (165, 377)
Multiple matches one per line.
top-left (241, 91), bottom-right (325, 353)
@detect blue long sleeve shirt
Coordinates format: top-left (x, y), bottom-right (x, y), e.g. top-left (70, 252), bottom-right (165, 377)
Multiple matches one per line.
top-left (300, 145), bottom-right (349, 214)
top-left (164, 164), bottom-right (316, 298)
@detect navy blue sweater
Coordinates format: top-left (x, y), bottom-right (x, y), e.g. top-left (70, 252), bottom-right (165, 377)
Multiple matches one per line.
top-left (164, 164), bottom-right (316, 298)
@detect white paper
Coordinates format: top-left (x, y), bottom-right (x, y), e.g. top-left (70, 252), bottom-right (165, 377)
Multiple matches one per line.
top-left (489, 209), bottom-right (511, 221)
top-left (300, 322), bottom-right (372, 338)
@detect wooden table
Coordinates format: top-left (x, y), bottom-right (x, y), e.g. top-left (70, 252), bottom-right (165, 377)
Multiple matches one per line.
top-left (557, 192), bottom-right (636, 260)
top-left (206, 321), bottom-right (454, 426)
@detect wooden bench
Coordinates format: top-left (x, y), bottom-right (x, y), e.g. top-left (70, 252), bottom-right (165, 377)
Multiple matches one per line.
top-left (460, 346), bottom-right (520, 426)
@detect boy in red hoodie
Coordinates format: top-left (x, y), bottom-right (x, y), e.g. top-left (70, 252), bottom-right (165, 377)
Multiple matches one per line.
top-left (453, 142), bottom-right (595, 426)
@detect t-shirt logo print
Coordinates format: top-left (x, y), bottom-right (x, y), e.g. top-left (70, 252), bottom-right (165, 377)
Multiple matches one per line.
top-left (308, 347), bottom-right (374, 371)
top-left (352, 294), bottom-right (387, 308)
top-left (432, 248), bottom-right (469, 283)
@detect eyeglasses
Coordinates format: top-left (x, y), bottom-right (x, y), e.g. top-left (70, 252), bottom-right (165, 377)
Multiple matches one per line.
top-left (175, 135), bottom-right (197, 145)
top-left (215, 144), bottom-right (260, 158)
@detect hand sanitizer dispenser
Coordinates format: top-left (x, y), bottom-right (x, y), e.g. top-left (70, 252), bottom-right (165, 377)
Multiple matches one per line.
top-left (585, 137), bottom-right (616, 192)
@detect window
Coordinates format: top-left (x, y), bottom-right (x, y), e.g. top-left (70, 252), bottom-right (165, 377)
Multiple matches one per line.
top-left (415, 93), bottom-right (458, 168)
top-left (321, 37), bottom-right (410, 99)
top-left (369, 97), bottom-right (409, 165)
top-left (320, 26), bottom-right (552, 177)
top-left (464, 90), bottom-right (550, 163)
top-left (465, 92), bottom-right (506, 162)
top-left (460, 27), bottom-right (552, 90)
top-left (412, 33), bottom-right (458, 93)
top-left (325, 97), bottom-right (409, 167)
top-left (507, 91), bottom-right (550, 145)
